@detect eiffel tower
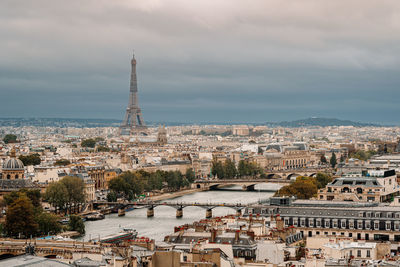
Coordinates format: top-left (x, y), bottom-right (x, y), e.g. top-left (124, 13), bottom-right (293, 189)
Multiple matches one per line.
top-left (120, 52), bottom-right (147, 135)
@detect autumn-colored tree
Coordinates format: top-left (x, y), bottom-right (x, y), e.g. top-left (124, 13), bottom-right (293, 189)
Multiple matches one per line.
top-left (274, 176), bottom-right (318, 199)
top-left (5, 195), bottom-right (38, 237)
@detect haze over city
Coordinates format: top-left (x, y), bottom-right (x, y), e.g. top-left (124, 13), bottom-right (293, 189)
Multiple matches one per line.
top-left (1, 0), bottom-right (400, 124)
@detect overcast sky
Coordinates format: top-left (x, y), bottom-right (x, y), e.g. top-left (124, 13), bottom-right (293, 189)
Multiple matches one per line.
top-left (1, 0), bottom-right (400, 124)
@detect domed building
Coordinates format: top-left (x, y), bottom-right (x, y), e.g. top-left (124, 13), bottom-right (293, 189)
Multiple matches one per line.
top-left (0, 147), bottom-right (36, 195)
top-left (2, 148), bottom-right (25, 179)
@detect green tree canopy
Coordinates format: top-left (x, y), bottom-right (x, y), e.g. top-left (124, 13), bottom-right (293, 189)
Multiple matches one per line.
top-left (314, 173), bottom-right (332, 189)
top-left (68, 215), bottom-right (85, 235)
top-left (81, 138), bottom-right (96, 148)
top-left (44, 182), bottom-right (68, 211)
top-left (211, 160), bottom-right (224, 179)
top-left (224, 159), bottom-right (237, 179)
top-left (350, 150), bottom-right (377, 161)
top-left (37, 212), bottom-right (61, 235)
top-left (330, 152), bottom-right (337, 168)
top-left (54, 159), bottom-right (71, 166)
top-left (185, 168), bottom-right (196, 183)
top-left (96, 146), bottom-right (110, 152)
top-left (320, 155), bottom-right (327, 164)
top-left (238, 160), bottom-right (262, 178)
top-left (3, 134), bottom-right (17, 144)
top-left (60, 176), bottom-right (85, 205)
top-left (19, 153), bottom-right (41, 166)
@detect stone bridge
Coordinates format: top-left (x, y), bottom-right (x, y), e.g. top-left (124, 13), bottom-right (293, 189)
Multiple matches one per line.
top-left (194, 168), bottom-right (331, 191)
top-left (94, 201), bottom-right (258, 219)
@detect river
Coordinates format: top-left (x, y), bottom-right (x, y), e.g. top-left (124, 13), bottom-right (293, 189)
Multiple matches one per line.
top-left (82, 183), bottom-right (281, 242)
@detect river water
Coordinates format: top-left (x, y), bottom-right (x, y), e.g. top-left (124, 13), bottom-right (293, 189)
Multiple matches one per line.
top-left (82, 183), bottom-right (281, 242)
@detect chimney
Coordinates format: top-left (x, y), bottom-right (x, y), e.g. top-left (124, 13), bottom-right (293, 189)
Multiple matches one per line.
top-left (247, 231), bottom-right (255, 241)
top-left (235, 230), bottom-right (240, 243)
top-left (210, 228), bottom-right (217, 243)
top-left (276, 215), bottom-right (284, 231)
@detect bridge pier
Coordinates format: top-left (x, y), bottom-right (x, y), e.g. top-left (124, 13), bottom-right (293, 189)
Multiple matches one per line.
top-left (176, 207), bottom-right (183, 218)
top-left (147, 207), bottom-right (154, 218)
top-left (206, 208), bottom-right (212, 219)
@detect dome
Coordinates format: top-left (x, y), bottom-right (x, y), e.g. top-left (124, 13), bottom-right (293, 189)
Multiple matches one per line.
top-left (2, 158), bottom-right (24, 170)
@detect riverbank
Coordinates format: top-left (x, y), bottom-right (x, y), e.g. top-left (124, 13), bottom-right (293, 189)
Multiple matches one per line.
top-left (148, 187), bottom-right (206, 202)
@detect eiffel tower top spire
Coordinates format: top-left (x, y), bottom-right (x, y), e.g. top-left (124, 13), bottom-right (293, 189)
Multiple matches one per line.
top-left (120, 52), bottom-right (147, 135)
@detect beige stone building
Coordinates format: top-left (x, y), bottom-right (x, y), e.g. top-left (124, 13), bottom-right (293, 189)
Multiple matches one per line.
top-left (318, 169), bottom-right (399, 202)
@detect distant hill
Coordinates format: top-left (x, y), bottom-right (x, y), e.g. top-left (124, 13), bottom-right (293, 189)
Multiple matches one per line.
top-left (268, 117), bottom-right (381, 127)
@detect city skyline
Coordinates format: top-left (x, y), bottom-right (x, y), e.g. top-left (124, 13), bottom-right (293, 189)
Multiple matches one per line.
top-left (1, 1), bottom-right (400, 124)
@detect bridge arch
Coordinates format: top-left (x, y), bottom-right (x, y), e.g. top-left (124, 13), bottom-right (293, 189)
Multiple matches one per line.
top-left (43, 254), bottom-right (58, 259)
top-left (287, 173), bottom-right (301, 180)
top-left (267, 174), bottom-right (282, 179)
top-left (309, 173), bottom-right (317, 177)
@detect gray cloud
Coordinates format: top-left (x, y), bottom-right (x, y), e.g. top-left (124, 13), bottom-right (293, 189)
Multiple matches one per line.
top-left (1, 0), bottom-right (400, 123)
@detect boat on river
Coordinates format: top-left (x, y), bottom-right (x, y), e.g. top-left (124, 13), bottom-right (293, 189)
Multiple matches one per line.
top-left (85, 212), bottom-right (105, 221)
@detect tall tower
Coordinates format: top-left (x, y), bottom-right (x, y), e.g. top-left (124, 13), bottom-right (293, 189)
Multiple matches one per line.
top-left (120, 52), bottom-right (147, 135)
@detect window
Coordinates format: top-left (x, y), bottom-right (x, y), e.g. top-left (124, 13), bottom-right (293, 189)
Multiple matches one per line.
top-left (357, 221), bottom-right (363, 229)
top-left (325, 220), bottom-right (330, 228)
top-left (367, 250), bottom-right (370, 258)
top-left (357, 250), bottom-right (361, 257)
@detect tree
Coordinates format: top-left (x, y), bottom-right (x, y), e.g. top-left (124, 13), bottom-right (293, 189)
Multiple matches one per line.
top-left (54, 159), bottom-right (71, 166)
top-left (350, 150), bottom-right (377, 161)
top-left (3, 134), bottom-right (17, 144)
top-left (274, 176), bottom-right (318, 199)
top-left (4, 189), bottom-right (41, 208)
top-left (211, 160), bottom-right (225, 179)
top-left (340, 154), bottom-right (345, 163)
top-left (44, 182), bottom-right (68, 213)
top-left (107, 191), bottom-right (118, 202)
top-left (320, 155), bottom-right (327, 164)
top-left (68, 215), bottom-right (85, 235)
top-left (60, 176), bottom-right (85, 211)
top-left (96, 146), bottom-right (110, 152)
top-left (37, 212), bottom-right (61, 235)
top-left (315, 173), bottom-right (332, 189)
top-left (330, 152), bottom-right (337, 168)
top-left (19, 153), bottom-right (41, 166)
top-left (81, 138), bottom-right (96, 148)
top-left (224, 159), bottom-right (237, 179)
top-left (21, 189), bottom-right (42, 207)
top-left (5, 195), bottom-right (38, 237)
top-left (185, 168), bottom-right (196, 183)
top-left (238, 160), bottom-right (247, 177)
